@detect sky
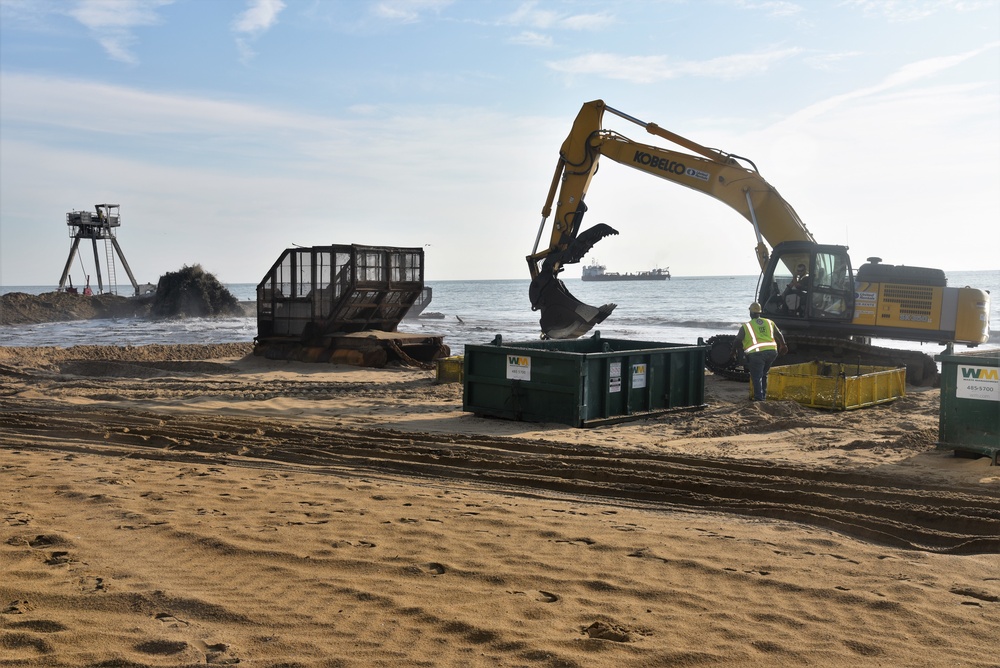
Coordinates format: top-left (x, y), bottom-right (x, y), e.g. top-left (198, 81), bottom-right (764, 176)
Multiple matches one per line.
top-left (1, 0), bottom-right (998, 288)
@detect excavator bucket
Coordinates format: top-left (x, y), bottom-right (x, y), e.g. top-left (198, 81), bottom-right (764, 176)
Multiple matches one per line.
top-left (529, 271), bottom-right (616, 339)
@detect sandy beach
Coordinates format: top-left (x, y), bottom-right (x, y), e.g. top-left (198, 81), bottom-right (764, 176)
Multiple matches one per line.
top-left (1, 343), bottom-right (998, 667)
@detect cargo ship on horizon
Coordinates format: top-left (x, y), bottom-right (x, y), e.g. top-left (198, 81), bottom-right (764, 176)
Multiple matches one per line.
top-left (581, 260), bottom-right (669, 282)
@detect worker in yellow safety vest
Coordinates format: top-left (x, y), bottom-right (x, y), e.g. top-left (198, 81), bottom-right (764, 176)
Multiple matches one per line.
top-left (730, 302), bottom-right (788, 401)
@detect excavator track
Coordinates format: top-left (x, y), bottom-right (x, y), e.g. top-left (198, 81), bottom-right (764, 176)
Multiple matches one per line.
top-left (704, 334), bottom-right (940, 386)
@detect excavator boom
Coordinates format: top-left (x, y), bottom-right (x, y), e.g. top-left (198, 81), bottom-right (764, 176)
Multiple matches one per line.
top-left (528, 99), bottom-right (813, 339)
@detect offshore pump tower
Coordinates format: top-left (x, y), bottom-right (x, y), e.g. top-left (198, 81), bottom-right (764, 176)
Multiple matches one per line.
top-left (58, 204), bottom-right (140, 296)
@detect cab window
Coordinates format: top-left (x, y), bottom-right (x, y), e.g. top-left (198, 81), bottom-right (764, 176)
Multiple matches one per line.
top-left (810, 252), bottom-right (852, 318)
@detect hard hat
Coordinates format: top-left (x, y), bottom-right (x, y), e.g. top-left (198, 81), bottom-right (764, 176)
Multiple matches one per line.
top-left (749, 302), bottom-right (762, 314)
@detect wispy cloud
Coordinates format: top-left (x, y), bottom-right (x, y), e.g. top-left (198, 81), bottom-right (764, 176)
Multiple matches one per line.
top-left (732, 0), bottom-right (804, 18)
top-left (68, 0), bottom-right (171, 65)
top-left (509, 31), bottom-right (553, 48)
top-left (232, 0), bottom-right (286, 63)
top-left (0, 71), bottom-right (543, 173)
top-left (842, 0), bottom-right (995, 22)
top-left (371, 0), bottom-right (453, 23)
top-left (502, 1), bottom-right (611, 30)
top-left (547, 47), bottom-right (802, 84)
top-left (0, 71), bottom-right (324, 141)
top-left (786, 42), bottom-right (1000, 122)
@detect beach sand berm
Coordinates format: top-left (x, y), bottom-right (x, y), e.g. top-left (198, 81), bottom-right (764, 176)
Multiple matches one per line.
top-left (1, 344), bottom-right (997, 666)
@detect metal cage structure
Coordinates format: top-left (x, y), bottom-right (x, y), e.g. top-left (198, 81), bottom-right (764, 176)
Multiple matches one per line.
top-left (256, 244), bottom-right (425, 342)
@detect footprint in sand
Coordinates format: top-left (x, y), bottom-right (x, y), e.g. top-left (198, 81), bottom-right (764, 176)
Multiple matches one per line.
top-left (3, 600), bottom-right (32, 614)
top-left (583, 620), bottom-right (631, 642)
top-left (4, 512), bottom-right (31, 526)
top-left (612, 524), bottom-right (647, 532)
top-left (79, 576), bottom-right (107, 592)
top-left (537, 591), bottom-right (559, 603)
top-left (28, 535), bottom-right (65, 549)
top-left (427, 562), bottom-right (446, 575)
top-left (200, 641), bottom-right (240, 665)
top-left (331, 540), bottom-right (376, 548)
top-left (154, 612), bottom-right (190, 628)
top-left (627, 548), bottom-right (668, 563)
top-left (45, 551), bottom-right (72, 565)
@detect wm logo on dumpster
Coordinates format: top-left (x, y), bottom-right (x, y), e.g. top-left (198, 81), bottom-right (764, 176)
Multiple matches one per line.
top-left (962, 367), bottom-right (999, 380)
top-left (506, 355), bottom-right (531, 381)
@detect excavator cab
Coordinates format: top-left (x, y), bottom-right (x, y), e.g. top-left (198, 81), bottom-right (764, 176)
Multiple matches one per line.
top-left (759, 241), bottom-right (855, 325)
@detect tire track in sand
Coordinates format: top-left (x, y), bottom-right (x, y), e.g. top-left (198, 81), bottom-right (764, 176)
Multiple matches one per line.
top-left (1, 402), bottom-right (998, 555)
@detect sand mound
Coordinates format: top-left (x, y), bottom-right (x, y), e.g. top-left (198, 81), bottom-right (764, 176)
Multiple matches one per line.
top-left (1, 266), bottom-right (244, 326)
top-left (0, 291), bottom-right (149, 326)
top-left (0, 343), bottom-right (253, 372)
top-left (150, 265), bottom-right (242, 318)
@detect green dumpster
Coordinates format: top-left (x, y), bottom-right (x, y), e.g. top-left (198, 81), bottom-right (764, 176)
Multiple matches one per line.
top-left (462, 332), bottom-right (707, 428)
top-left (934, 347), bottom-right (1000, 464)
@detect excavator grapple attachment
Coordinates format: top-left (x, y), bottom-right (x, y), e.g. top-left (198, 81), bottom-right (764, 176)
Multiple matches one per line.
top-left (530, 271), bottom-right (616, 339)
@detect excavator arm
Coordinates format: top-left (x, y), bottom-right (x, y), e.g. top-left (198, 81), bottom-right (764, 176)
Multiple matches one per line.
top-left (528, 99), bottom-right (815, 339)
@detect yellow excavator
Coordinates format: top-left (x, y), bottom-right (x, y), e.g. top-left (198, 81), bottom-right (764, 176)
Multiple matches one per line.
top-left (527, 100), bottom-right (991, 384)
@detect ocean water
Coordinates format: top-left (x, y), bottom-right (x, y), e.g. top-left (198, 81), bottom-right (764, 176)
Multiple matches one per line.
top-left (1, 271), bottom-right (997, 356)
